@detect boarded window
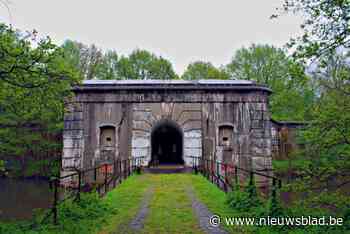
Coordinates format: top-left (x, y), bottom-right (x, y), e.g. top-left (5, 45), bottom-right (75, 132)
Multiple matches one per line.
top-left (100, 126), bottom-right (115, 149)
top-left (219, 125), bottom-right (233, 146)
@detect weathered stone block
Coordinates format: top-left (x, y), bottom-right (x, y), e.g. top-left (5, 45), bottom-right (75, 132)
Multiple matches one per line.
top-left (64, 112), bottom-right (83, 121)
top-left (63, 138), bottom-right (83, 149)
top-left (132, 137), bottom-right (149, 148)
top-left (252, 156), bottom-right (272, 171)
top-left (132, 148), bottom-right (148, 157)
top-left (184, 147), bottom-right (202, 157)
top-left (184, 130), bottom-right (201, 138)
top-left (63, 148), bottom-right (83, 158)
top-left (64, 120), bottom-right (83, 130)
top-left (62, 157), bottom-right (81, 168)
top-left (63, 130), bottom-right (83, 139)
top-left (133, 120), bottom-right (152, 131)
top-left (184, 137), bottom-right (202, 148)
top-left (182, 121), bottom-right (201, 131)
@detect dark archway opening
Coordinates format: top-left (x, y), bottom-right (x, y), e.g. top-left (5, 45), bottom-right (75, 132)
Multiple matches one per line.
top-left (151, 121), bottom-right (184, 165)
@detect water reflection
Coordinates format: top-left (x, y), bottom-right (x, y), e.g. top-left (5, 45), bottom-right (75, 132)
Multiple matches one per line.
top-left (0, 177), bottom-right (52, 220)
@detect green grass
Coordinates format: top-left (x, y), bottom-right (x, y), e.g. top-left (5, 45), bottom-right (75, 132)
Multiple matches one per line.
top-left (0, 173), bottom-right (291, 234)
top-left (97, 174), bottom-right (151, 234)
top-left (189, 174), bottom-right (252, 234)
top-left (141, 174), bottom-right (203, 234)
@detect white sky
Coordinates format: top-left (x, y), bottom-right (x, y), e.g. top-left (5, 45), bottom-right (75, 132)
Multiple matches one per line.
top-left (0, 0), bottom-right (303, 75)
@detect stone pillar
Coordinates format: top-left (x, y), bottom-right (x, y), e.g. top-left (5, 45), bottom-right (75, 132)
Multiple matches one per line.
top-left (61, 99), bottom-right (84, 181)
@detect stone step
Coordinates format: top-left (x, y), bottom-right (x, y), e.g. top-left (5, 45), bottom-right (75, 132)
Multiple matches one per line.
top-left (143, 164), bottom-right (193, 174)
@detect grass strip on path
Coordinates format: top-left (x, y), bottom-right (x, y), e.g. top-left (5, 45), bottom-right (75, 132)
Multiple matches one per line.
top-left (190, 174), bottom-right (252, 234)
top-left (141, 174), bottom-right (204, 234)
top-left (98, 174), bottom-right (151, 234)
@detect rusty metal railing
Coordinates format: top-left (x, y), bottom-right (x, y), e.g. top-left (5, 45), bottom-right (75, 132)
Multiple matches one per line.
top-left (46, 156), bottom-right (145, 225)
top-left (189, 156), bottom-right (282, 200)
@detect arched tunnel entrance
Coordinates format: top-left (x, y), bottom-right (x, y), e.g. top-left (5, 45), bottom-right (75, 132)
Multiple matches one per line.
top-left (151, 120), bottom-right (184, 165)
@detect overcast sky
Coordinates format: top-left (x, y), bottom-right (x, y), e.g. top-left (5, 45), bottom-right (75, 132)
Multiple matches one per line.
top-left (0, 0), bottom-right (303, 75)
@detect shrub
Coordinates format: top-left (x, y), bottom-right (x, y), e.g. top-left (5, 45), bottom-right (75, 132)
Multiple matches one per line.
top-left (226, 175), bottom-right (262, 211)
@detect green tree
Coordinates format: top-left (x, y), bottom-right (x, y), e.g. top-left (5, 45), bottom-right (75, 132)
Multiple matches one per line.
top-left (95, 50), bottom-right (119, 80)
top-left (274, 0), bottom-right (350, 61)
top-left (273, 1), bottom-right (350, 221)
top-left (225, 44), bottom-right (314, 120)
top-left (294, 51), bottom-right (350, 213)
top-left (61, 40), bottom-right (103, 80)
top-left (117, 49), bottom-right (178, 80)
top-left (182, 61), bottom-right (229, 80)
top-left (0, 24), bottom-right (79, 176)
top-left (62, 45), bottom-right (178, 80)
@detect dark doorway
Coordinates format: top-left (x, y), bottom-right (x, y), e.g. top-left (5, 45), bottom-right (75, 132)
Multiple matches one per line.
top-left (151, 121), bottom-right (183, 165)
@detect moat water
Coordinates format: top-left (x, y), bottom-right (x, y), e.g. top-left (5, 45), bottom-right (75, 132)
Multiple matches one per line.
top-left (0, 177), bottom-right (52, 220)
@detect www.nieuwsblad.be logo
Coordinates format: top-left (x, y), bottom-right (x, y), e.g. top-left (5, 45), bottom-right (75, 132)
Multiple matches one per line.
top-left (210, 215), bottom-right (344, 227)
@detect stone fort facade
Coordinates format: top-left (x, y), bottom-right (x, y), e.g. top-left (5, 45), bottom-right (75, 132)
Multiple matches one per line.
top-left (62, 80), bottom-right (273, 177)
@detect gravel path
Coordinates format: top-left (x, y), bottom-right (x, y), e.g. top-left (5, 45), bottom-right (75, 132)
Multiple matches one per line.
top-left (129, 186), bottom-right (154, 231)
top-left (187, 187), bottom-right (228, 234)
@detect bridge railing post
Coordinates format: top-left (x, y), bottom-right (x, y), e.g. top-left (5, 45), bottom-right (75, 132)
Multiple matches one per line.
top-left (124, 160), bottom-right (127, 179)
top-left (234, 165), bottom-right (238, 188)
top-left (52, 178), bottom-right (58, 225)
top-left (104, 164), bottom-right (108, 194)
top-left (216, 161), bottom-right (220, 186)
top-left (224, 163), bottom-right (228, 192)
top-left (77, 170), bottom-right (81, 201)
top-left (272, 177), bottom-right (276, 201)
top-left (113, 160), bottom-right (117, 188)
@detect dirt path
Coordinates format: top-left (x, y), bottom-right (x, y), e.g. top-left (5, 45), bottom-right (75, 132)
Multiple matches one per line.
top-left (129, 186), bottom-right (154, 231)
top-left (104, 174), bottom-right (234, 234)
top-left (187, 187), bottom-right (228, 234)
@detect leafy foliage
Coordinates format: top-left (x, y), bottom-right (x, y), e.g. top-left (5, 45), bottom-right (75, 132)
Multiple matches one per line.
top-left (182, 61), bottom-right (229, 80)
top-left (270, 1), bottom-right (350, 227)
top-left (0, 159), bottom-right (4, 172)
top-left (0, 192), bottom-right (114, 234)
top-left (226, 175), bottom-right (262, 211)
top-left (61, 40), bottom-right (103, 80)
top-left (61, 42), bottom-right (178, 80)
top-left (225, 44), bottom-right (314, 120)
top-left (290, 51), bottom-right (350, 212)
top-left (275, 0), bottom-right (350, 61)
top-left (0, 24), bottom-right (79, 176)
top-left (265, 189), bottom-right (284, 217)
top-left (117, 49), bottom-right (178, 80)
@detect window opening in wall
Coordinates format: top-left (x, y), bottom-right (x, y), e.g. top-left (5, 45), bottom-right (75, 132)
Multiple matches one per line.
top-left (100, 126), bottom-right (116, 149)
top-left (219, 125), bottom-right (233, 147)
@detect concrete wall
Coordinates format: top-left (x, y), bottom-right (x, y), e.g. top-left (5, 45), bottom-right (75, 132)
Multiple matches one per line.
top-left (62, 89), bottom-right (273, 180)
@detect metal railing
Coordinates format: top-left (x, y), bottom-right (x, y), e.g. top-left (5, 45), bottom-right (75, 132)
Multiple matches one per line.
top-left (189, 156), bottom-right (282, 200)
top-left (47, 156), bottom-right (145, 225)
